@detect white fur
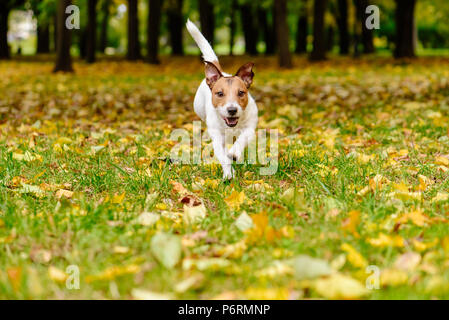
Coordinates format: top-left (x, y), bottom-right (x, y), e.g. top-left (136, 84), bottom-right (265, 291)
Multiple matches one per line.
top-left (186, 20), bottom-right (258, 179)
top-left (186, 19), bottom-right (218, 63)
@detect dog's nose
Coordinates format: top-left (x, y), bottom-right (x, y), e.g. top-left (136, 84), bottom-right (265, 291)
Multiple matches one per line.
top-left (227, 107), bottom-right (237, 116)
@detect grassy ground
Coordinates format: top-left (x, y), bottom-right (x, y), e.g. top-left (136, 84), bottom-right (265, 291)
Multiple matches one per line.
top-left (1, 56), bottom-right (449, 299)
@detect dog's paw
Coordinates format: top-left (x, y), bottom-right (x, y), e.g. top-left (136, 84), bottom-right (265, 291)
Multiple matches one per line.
top-left (222, 167), bottom-right (235, 180)
top-left (227, 147), bottom-right (242, 162)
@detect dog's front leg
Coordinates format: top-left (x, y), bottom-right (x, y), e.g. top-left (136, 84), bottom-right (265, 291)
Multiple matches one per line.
top-left (227, 127), bottom-right (256, 162)
top-left (209, 129), bottom-right (234, 179)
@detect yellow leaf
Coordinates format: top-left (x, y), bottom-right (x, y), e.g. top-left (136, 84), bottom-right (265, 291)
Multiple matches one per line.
top-left (170, 180), bottom-right (188, 195)
top-left (215, 240), bottom-right (247, 259)
top-left (183, 203), bottom-right (207, 224)
top-left (367, 233), bottom-right (405, 248)
top-left (368, 174), bottom-right (389, 191)
top-left (380, 268), bottom-right (408, 287)
top-left (30, 170), bottom-right (46, 183)
top-left (235, 211), bottom-right (253, 232)
top-left (135, 211), bottom-right (160, 226)
top-left (85, 264), bottom-right (140, 282)
top-left (174, 274), bottom-right (204, 293)
top-left (13, 151), bottom-right (42, 162)
top-left (412, 238), bottom-right (439, 252)
top-left (341, 210), bottom-right (361, 237)
top-left (131, 289), bottom-right (173, 300)
top-left (182, 258), bottom-right (233, 272)
top-left (9, 176), bottom-right (28, 188)
top-left (357, 153), bottom-right (375, 164)
top-left (204, 178), bottom-right (219, 189)
top-left (113, 246), bottom-right (130, 254)
top-left (435, 156), bottom-right (449, 166)
top-left (417, 175), bottom-right (432, 192)
top-left (341, 243), bottom-right (368, 268)
top-left (314, 274), bottom-right (368, 299)
top-left (15, 184), bottom-right (46, 198)
top-left (55, 189), bottom-right (73, 199)
top-left (244, 287), bottom-right (290, 300)
top-left (7, 267), bottom-right (22, 292)
top-left (48, 266), bottom-right (68, 283)
top-left (357, 186), bottom-right (370, 197)
top-left (393, 182), bottom-right (409, 193)
top-left (396, 209), bottom-right (430, 227)
top-left (155, 202), bottom-right (167, 210)
top-left (111, 193), bottom-right (125, 204)
top-left (393, 252), bottom-right (421, 271)
top-left (432, 192), bottom-right (449, 202)
top-left (255, 261), bottom-right (293, 278)
top-left (224, 190), bottom-right (245, 210)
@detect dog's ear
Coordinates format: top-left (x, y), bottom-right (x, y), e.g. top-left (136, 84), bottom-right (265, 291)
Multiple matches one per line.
top-left (235, 62), bottom-right (254, 88)
top-left (205, 61), bottom-right (223, 90)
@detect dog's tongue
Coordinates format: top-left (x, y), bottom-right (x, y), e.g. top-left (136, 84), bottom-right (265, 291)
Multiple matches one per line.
top-left (225, 117), bottom-right (239, 127)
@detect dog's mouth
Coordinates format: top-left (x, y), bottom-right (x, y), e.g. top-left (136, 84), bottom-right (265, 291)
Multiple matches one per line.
top-left (224, 117), bottom-right (239, 127)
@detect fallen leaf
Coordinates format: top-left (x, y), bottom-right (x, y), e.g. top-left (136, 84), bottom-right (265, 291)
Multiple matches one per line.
top-left (367, 233), bottom-right (405, 248)
top-left (224, 190), bottom-right (246, 210)
top-left (435, 155), bottom-right (449, 166)
top-left (235, 211), bottom-right (253, 232)
top-left (380, 268), bottom-right (408, 287)
top-left (111, 192), bottom-right (126, 204)
top-left (48, 266), bottom-right (67, 282)
top-left (131, 289), bottom-right (173, 300)
top-left (393, 252), bottom-right (421, 271)
top-left (183, 203), bottom-right (207, 224)
top-left (341, 243), bottom-right (368, 268)
top-left (135, 212), bottom-right (160, 226)
top-left (7, 267), bottom-right (22, 292)
top-left (314, 274), bottom-right (368, 299)
top-left (291, 255), bottom-right (332, 280)
top-left (55, 189), bottom-right (73, 199)
top-left (341, 210), bottom-right (361, 237)
top-left (150, 232), bottom-right (182, 269)
top-left (170, 180), bottom-right (188, 195)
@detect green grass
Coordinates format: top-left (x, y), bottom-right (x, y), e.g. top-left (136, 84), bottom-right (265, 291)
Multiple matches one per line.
top-left (1, 56), bottom-right (449, 299)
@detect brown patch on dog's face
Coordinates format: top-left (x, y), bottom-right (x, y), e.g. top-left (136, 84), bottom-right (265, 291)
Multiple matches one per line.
top-left (211, 77), bottom-right (248, 109)
top-left (204, 61), bottom-right (255, 127)
top-left (204, 61), bottom-right (255, 109)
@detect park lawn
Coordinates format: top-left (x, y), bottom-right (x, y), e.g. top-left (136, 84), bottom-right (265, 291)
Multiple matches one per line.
top-left (1, 56), bottom-right (449, 299)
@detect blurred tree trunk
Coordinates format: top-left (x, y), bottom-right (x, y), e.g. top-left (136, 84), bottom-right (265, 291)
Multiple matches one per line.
top-left (0, 4), bottom-right (10, 59)
top-left (86, 0), bottom-right (97, 63)
top-left (295, 0), bottom-right (308, 54)
top-left (199, 0), bottom-right (214, 46)
top-left (326, 25), bottom-right (334, 52)
top-left (354, 0), bottom-right (374, 53)
top-left (394, 0), bottom-right (417, 58)
top-left (127, 0), bottom-right (141, 60)
top-left (336, 0), bottom-right (349, 54)
top-left (147, 0), bottom-right (162, 64)
top-left (37, 23), bottom-right (51, 54)
top-left (229, 0), bottom-right (237, 55)
top-left (258, 7), bottom-right (276, 55)
top-left (99, 0), bottom-right (110, 53)
top-left (167, 0), bottom-right (184, 55)
top-left (53, 13), bottom-right (58, 52)
top-left (240, 4), bottom-right (257, 55)
top-left (79, 29), bottom-right (87, 59)
top-left (54, 0), bottom-right (73, 72)
top-left (310, 0), bottom-right (327, 61)
top-left (275, 0), bottom-right (292, 68)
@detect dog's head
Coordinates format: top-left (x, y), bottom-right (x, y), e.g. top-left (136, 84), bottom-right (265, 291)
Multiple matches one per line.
top-left (204, 61), bottom-right (254, 128)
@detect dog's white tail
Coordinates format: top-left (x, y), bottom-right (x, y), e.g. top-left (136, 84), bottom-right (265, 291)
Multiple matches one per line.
top-left (186, 19), bottom-right (218, 63)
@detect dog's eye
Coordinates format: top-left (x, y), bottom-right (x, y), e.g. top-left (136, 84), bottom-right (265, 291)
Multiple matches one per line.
top-left (238, 90), bottom-right (245, 97)
top-left (216, 91), bottom-right (224, 97)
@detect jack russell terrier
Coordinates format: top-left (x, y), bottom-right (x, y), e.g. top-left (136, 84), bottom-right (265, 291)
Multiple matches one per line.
top-left (186, 19), bottom-right (258, 179)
